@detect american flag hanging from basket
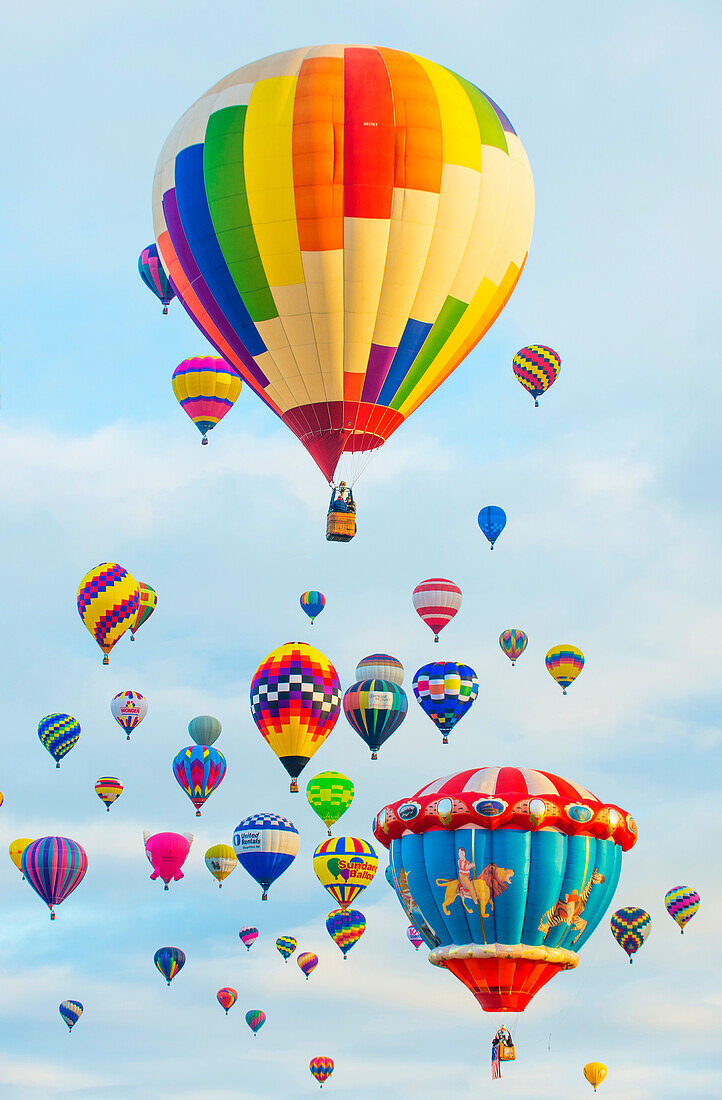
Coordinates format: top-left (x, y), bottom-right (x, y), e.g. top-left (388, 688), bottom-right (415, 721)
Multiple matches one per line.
top-left (492, 1041), bottom-right (501, 1080)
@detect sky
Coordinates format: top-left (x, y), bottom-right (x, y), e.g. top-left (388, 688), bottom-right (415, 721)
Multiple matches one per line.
top-left (1, 0), bottom-right (721, 1097)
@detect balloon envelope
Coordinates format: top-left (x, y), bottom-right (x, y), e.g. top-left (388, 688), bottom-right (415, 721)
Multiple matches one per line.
top-left (22, 837), bottom-right (88, 919)
top-left (297, 952), bottom-right (319, 979)
top-left (95, 776), bottom-right (123, 810)
top-left (356, 653), bottom-right (404, 686)
top-left (172, 744), bottom-right (227, 815)
top-left (205, 844), bottom-right (236, 886)
top-left (276, 936), bottom-right (297, 962)
top-left (139, 243), bottom-right (175, 312)
top-left (545, 645), bottom-right (584, 694)
top-left (584, 1063), bottom-right (608, 1091)
top-left (239, 926), bottom-right (259, 950)
top-left (144, 831), bottom-right (192, 889)
top-left (217, 987), bottom-right (237, 1014)
top-left (37, 713), bottom-right (80, 766)
top-left (513, 345), bottom-right (560, 406)
top-left (59, 1000), bottom-right (83, 1031)
top-left (407, 925), bottom-right (424, 950)
top-left (245, 1010), bottom-right (266, 1034)
top-left (172, 356), bottom-right (241, 444)
top-left (310, 1057), bottom-right (334, 1087)
top-left (610, 907), bottom-right (651, 962)
top-left (233, 813), bottom-right (299, 900)
top-left (300, 591), bottom-right (326, 623)
top-left (343, 679), bottom-right (407, 758)
top-left (152, 46), bottom-right (534, 484)
top-left (111, 691), bottom-right (148, 740)
top-left (313, 836), bottom-right (378, 910)
top-left (477, 505), bottom-right (506, 548)
top-left (499, 629), bottom-right (528, 665)
top-left (664, 886), bottom-right (700, 933)
top-left (189, 715), bottom-right (222, 746)
top-left (77, 563), bottom-right (139, 664)
top-left (306, 772), bottom-right (355, 835)
top-left (154, 946), bottom-right (186, 985)
top-left (326, 908), bottom-right (366, 958)
top-left (412, 662), bottom-right (478, 744)
top-left (130, 582), bottom-right (157, 638)
top-left (9, 838), bottom-right (33, 875)
top-left (412, 579), bottom-right (462, 642)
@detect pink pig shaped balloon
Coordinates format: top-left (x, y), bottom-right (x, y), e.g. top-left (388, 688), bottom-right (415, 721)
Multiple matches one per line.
top-left (143, 831), bottom-right (193, 891)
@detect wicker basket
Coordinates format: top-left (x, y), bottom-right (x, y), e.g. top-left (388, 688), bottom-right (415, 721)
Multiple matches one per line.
top-left (326, 511), bottom-right (356, 542)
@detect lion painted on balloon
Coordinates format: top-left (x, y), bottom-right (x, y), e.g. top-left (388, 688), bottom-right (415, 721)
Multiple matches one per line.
top-left (436, 863), bottom-right (514, 917)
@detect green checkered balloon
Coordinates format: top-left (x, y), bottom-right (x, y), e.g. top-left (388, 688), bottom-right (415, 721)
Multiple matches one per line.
top-left (306, 772), bottom-right (354, 835)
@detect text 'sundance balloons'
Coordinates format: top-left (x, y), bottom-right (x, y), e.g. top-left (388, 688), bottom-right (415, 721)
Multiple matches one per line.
top-left (412, 579), bottom-right (462, 642)
top-left (172, 357), bottom-right (241, 445)
top-left (111, 691), bottom-right (148, 740)
top-left (306, 772), bottom-right (355, 835)
top-left (217, 987), bottom-right (237, 1014)
top-left (664, 886), bottom-right (700, 933)
top-left (355, 653), bottom-right (404, 686)
top-left (9, 839), bottom-right (33, 877)
top-left (326, 908), bottom-right (366, 959)
top-left (499, 629), bottom-right (528, 666)
top-left (77, 563), bottom-right (139, 664)
top-left (297, 952), bottom-right (319, 980)
top-left (407, 925), bottom-right (424, 950)
top-left (154, 946), bottom-right (185, 985)
top-left (138, 243), bottom-right (175, 313)
top-left (343, 679), bottom-right (407, 759)
top-left (59, 1000), bottom-right (83, 1032)
top-left (309, 1057), bottom-right (334, 1088)
top-left (37, 714), bottom-right (80, 768)
top-left (477, 505), bottom-right (507, 549)
top-left (239, 927), bottom-right (259, 951)
top-left (245, 1010), bottom-right (266, 1036)
top-left (313, 837), bottom-right (379, 910)
top-left (189, 715), bottom-right (222, 746)
top-left (412, 662), bottom-right (478, 744)
top-left (144, 831), bottom-right (193, 890)
top-left (172, 745), bottom-right (227, 816)
top-left (95, 777), bottom-right (123, 811)
top-left (250, 642), bottom-right (342, 792)
top-left (300, 591), bottom-right (326, 624)
top-left (205, 844), bottom-right (236, 887)
top-left (375, 767), bottom-right (637, 1013)
top-left (152, 46), bottom-right (534, 486)
top-left (130, 582), bottom-right (157, 640)
top-left (22, 837), bottom-right (88, 920)
top-left (513, 345), bottom-right (560, 406)
top-left (276, 936), bottom-right (297, 962)
top-left (610, 908), bottom-right (651, 963)
top-left (545, 645), bottom-right (585, 694)
top-left (233, 813), bottom-right (300, 900)
top-left (584, 1063), bottom-right (608, 1092)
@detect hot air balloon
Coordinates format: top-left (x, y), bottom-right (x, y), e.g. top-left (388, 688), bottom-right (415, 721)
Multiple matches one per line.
top-left (356, 653), bottom-right (404, 686)
top-left (172, 744), bottom-right (227, 816)
top-left (130, 582), bottom-right (157, 641)
top-left (110, 691), bottom-right (148, 741)
top-left (245, 1010), bottom-right (266, 1036)
top-left (152, 46), bottom-right (534, 505)
top-left (407, 925), bottom-right (424, 950)
top-left (499, 629), bottom-right (528, 666)
top-left (545, 645), bottom-right (584, 695)
top-left (343, 679), bottom-right (407, 759)
top-left (513, 345), bottom-right (560, 407)
top-left (250, 642), bottom-right (342, 792)
top-left (205, 844), bottom-right (236, 887)
top-left (37, 714), bottom-right (80, 767)
top-left (326, 909), bottom-right (366, 958)
top-left (478, 506), bottom-right (506, 549)
top-left (139, 242), bottom-right (175, 313)
top-left (95, 776), bottom-right (123, 811)
top-left (413, 579), bottom-right (462, 642)
top-left (233, 813), bottom-right (299, 900)
top-left (172, 357), bottom-right (241, 444)
top-left (276, 936), bottom-right (297, 962)
top-left (9, 839), bottom-right (33, 878)
top-left (300, 591), bottom-right (326, 624)
top-left (584, 1063), bottom-right (608, 1092)
top-left (144, 831), bottom-right (193, 890)
top-left (154, 946), bottom-right (185, 985)
top-left (412, 662), bottom-right (478, 744)
top-left (374, 766), bottom-right (637, 1012)
top-left (240, 926), bottom-right (259, 951)
top-left (189, 715), bottom-right (222, 746)
top-left (77, 563), bottom-right (139, 664)
top-left (610, 907), bottom-right (651, 963)
top-left (217, 987), bottom-right (237, 1014)
top-left (22, 837), bottom-right (88, 920)
top-left (59, 1000), bottom-right (83, 1033)
top-left (664, 886), bottom-right (700, 933)
top-left (297, 952), bottom-right (319, 980)
top-left (306, 772), bottom-right (355, 836)
top-left (309, 1057), bottom-right (334, 1088)
top-left (313, 837), bottom-right (378, 910)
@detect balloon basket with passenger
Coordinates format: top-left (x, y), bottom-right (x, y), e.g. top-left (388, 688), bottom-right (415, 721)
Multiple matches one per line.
top-left (326, 483), bottom-right (357, 542)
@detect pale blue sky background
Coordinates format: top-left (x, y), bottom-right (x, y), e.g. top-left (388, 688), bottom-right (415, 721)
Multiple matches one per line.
top-left (1, 1), bottom-right (721, 1097)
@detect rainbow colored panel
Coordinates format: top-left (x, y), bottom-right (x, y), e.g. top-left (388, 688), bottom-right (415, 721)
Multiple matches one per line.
top-left (153, 46), bottom-right (534, 480)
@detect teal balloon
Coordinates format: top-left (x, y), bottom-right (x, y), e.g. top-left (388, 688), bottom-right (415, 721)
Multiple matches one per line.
top-left (188, 715), bottom-right (222, 746)
top-left (478, 506), bottom-right (507, 549)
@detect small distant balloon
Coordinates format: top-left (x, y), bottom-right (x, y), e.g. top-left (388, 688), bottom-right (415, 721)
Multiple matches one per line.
top-left (499, 629), bottom-right (528, 666)
top-left (326, 909), bottom-right (366, 959)
top-left (233, 813), bottom-right (299, 901)
top-left (300, 591), bottom-right (326, 624)
top-left (306, 772), bottom-right (354, 836)
top-left (343, 679), bottom-right (407, 760)
top-left (297, 952), bottom-right (318, 980)
top-left (189, 715), bottom-right (222, 747)
top-left (309, 1057), bottom-right (334, 1088)
top-left (610, 907), bottom-right (651, 963)
top-left (172, 744), bottom-right (226, 816)
top-left (412, 578), bottom-right (462, 642)
top-left (144, 831), bottom-right (193, 890)
top-left (477, 505), bottom-right (507, 549)
top-left (77, 562), bottom-right (139, 664)
top-left (38, 714), bottom-right (80, 768)
top-left (355, 653), bottom-right (404, 686)
top-left (154, 946), bottom-right (185, 986)
top-left (111, 691), bottom-right (148, 741)
top-left (664, 886), bottom-right (700, 933)
top-left (95, 777), bottom-right (123, 811)
top-left (172, 357), bottom-right (241, 444)
top-left (217, 987), bottom-right (237, 1014)
top-left (407, 926), bottom-right (423, 951)
top-left (313, 837), bottom-right (378, 910)
top-left (584, 1063), bottom-right (608, 1092)
top-left (245, 1009), bottom-right (266, 1036)
top-left (59, 1000), bottom-right (83, 1033)
top-left (513, 345), bottom-right (561, 406)
top-left (545, 645), bottom-right (585, 694)
top-left (9, 838), bottom-right (33, 878)
top-left (205, 844), bottom-right (236, 887)
top-left (138, 243), bottom-right (175, 313)
top-left (276, 936), bottom-right (297, 962)
top-left (130, 582), bottom-right (157, 640)
top-left (239, 927), bottom-right (259, 951)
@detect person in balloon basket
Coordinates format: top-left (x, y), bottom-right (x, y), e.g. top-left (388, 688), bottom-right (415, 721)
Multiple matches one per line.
top-left (328, 483), bottom-right (355, 515)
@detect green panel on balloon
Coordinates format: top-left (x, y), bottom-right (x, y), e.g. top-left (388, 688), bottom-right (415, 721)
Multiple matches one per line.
top-left (391, 295), bottom-right (468, 409)
top-left (450, 73), bottom-right (509, 154)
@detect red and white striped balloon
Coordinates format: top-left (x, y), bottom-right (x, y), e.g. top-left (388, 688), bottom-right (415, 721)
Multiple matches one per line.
top-left (412, 578), bottom-right (462, 642)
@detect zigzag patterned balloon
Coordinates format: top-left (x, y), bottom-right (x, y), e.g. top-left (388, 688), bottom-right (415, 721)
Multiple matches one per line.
top-left (664, 886), bottom-right (700, 933)
top-left (77, 563), bottom-right (139, 665)
top-left (610, 907), bottom-right (651, 963)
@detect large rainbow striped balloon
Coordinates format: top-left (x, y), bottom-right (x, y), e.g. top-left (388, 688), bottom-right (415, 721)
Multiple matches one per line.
top-left (153, 46), bottom-right (534, 483)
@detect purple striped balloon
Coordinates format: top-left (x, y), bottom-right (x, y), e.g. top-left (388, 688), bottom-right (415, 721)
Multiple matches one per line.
top-left (21, 837), bottom-right (88, 920)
